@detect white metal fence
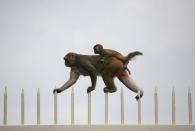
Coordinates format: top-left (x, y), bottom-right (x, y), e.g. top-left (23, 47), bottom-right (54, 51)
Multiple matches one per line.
top-left (0, 88), bottom-right (195, 131)
top-left (1, 87), bottom-right (194, 125)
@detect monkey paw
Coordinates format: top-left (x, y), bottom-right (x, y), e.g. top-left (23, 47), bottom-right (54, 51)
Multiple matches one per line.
top-left (53, 89), bottom-right (62, 94)
top-left (87, 86), bottom-right (95, 93)
top-left (103, 87), bottom-right (117, 93)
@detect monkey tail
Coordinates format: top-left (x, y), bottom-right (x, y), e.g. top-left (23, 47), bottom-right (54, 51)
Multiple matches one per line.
top-left (127, 51), bottom-right (143, 61)
top-left (124, 51), bottom-right (142, 75)
top-left (128, 51), bottom-right (143, 60)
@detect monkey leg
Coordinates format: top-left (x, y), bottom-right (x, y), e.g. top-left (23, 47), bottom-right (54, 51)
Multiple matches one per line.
top-left (117, 73), bottom-right (144, 99)
top-left (102, 74), bottom-right (117, 93)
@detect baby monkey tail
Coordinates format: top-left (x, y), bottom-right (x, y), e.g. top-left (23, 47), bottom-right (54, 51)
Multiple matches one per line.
top-left (127, 51), bottom-right (143, 61)
top-left (123, 51), bottom-right (143, 75)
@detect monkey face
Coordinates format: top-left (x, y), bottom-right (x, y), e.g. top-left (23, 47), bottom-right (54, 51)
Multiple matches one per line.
top-left (94, 46), bottom-right (101, 54)
top-left (94, 47), bottom-right (98, 54)
top-left (93, 44), bottom-right (103, 54)
top-left (64, 52), bottom-right (77, 67)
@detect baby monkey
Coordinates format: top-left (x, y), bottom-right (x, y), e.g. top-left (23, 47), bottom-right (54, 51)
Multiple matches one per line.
top-left (93, 44), bottom-right (142, 73)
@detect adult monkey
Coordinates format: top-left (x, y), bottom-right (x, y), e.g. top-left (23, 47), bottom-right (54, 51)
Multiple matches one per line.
top-left (53, 52), bottom-right (144, 100)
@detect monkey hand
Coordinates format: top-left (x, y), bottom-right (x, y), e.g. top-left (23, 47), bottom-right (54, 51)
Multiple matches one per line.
top-left (87, 86), bottom-right (95, 93)
top-left (53, 88), bottom-right (62, 94)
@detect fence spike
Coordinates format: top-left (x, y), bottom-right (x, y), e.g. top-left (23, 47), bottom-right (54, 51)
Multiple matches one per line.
top-left (154, 87), bottom-right (158, 124)
top-left (105, 93), bottom-right (108, 125)
top-left (188, 88), bottom-right (192, 125)
top-left (54, 88), bottom-right (57, 125)
top-left (172, 88), bottom-right (176, 125)
top-left (5, 86), bottom-right (7, 94)
top-left (88, 92), bottom-right (91, 125)
top-left (121, 87), bottom-right (124, 124)
top-left (155, 87), bottom-right (157, 94)
top-left (37, 88), bottom-right (40, 125)
top-left (71, 87), bottom-right (74, 125)
top-left (21, 88), bottom-right (25, 125)
top-left (137, 90), bottom-right (141, 124)
top-left (4, 86), bottom-right (7, 125)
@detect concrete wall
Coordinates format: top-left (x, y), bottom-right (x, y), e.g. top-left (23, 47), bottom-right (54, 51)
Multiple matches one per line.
top-left (0, 125), bottom-right (195, 131)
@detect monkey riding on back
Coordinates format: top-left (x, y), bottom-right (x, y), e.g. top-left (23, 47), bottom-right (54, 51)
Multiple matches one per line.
top-left (53, 44), bottom-right (144, 100)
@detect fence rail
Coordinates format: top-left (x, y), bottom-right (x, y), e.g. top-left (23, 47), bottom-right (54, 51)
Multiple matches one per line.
top-left (0, 125), bottom-right (195, 131)
top-left (1, 87), bottom-right (194, 126)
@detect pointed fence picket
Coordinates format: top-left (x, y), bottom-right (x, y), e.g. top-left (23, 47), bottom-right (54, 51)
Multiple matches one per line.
top-left (1, 87), bottom-right (194, 126)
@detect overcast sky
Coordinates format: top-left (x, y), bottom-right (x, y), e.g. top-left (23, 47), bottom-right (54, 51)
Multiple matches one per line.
top-left (0, 0), bottom-right (195, 125)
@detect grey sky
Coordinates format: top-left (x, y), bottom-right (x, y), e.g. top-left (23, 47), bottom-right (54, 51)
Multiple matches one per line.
top-left (0, 0), bottom-right (194, 125)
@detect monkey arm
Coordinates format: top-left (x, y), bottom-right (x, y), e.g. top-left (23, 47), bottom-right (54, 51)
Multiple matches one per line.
top-left (81, 61), bottom-right (97, 92)
top-left (54, 69), bottom-right (80, 93)
top-left (100, 50), bottom-right (113, 62)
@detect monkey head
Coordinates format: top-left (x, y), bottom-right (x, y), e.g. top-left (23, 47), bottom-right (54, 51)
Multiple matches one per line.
top-left (64, 52), bottom-right (77, 67)
top-left (93, 44), bottom-right (103, 54)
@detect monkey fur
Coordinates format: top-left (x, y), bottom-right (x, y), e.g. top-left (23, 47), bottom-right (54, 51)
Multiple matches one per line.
top-left (93, 44), bottom-right (142, 75)
top-left (53, 52), bottom-right (144, 100)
